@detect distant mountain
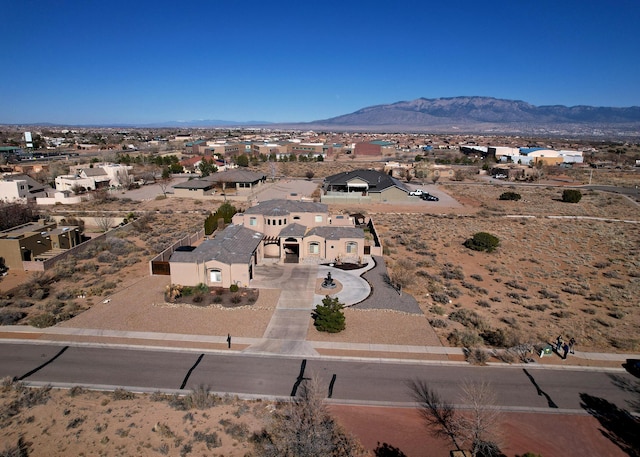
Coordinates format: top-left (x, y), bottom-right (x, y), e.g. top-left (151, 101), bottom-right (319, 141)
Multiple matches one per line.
top-left (298, 96), bottom-right (640, 137)
top-left (140, 119), bottom-right (273, 128)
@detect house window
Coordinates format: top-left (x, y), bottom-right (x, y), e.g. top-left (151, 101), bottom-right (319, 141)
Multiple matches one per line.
top-left (315, 215), bottom-right (323, 223)
top-left (293, 216), bottom-right (300, 220)
top-left (209, 269), bottom-right (222, 283)
top-left (249, 217), bottom-right (257, 226)
top-left (309, 242), bottom-right (320, 255)
top-left (346, 241), bottom-right (357, 254)
top-left (267, 219), bottom-right (271, 225)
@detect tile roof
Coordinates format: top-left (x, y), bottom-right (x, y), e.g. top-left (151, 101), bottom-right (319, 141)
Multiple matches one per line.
top-left (243, 199), bottom-right (327, 216)
top-left (170, 224), bottom-right (263, 265)
top-left (279, 223), bottom-right (307, 237)
top-left (323, 169), bottom-right (410, 193)
top-left (306, 226), bottom-right (364, 240)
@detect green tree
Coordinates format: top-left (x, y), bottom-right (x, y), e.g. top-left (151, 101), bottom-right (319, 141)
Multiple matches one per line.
top-left (235, 154), bottom-right (249, 167)
top-left (204, 213), bottom-right (216, 235)
top-left (562, 189), bottom-right (582, 203)
top-left (464, 232), bottom-right (500, 253)
top-left (312, 296), bottom-right (346, 333)
top-left (499, 191), bottom-right (521, 201)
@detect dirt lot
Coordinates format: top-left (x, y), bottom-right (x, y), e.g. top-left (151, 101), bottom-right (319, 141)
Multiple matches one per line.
top-left (1, 383), bottom-right (634, 457)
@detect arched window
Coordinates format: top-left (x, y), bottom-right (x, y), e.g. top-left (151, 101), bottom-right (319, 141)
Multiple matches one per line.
top-left (346, 241), bottom-right (357, 254)
top-left (309, 242), bottom-right (320, 255)
top-left (209, 269), bottom-right (222, 283)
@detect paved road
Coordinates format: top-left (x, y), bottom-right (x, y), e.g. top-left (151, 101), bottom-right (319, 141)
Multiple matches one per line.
top-left (2, 342), bottom-right (638, 413)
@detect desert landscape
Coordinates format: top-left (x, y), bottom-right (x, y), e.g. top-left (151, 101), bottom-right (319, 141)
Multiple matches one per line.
top-left (1, 160), bottom-right (639, 457)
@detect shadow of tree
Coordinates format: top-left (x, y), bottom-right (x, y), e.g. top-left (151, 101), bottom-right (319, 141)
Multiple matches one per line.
top-left (580, 393), bottom-right (640, 457)
top-left (374, 441), bottom-right (408, 457)
top-left (607, 373), bottom-right (640, 412)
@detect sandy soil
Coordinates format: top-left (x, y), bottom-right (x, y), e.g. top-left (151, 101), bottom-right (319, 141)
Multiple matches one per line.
top-left (1, 384), bottom-right (632, 457)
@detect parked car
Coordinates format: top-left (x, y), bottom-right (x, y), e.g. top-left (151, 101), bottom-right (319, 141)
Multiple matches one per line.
top-left (420, 193), bottom-right (439, 201)
top-left (493, 174), bottom-right (507, 179)
top-left (409, 189), bottom-right (424, 196)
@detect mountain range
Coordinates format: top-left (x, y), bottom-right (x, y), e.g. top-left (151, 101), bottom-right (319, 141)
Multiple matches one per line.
top-left (6, 97), bottom-right (640, 137)
top-left (293, 96), bottom-right (640, 137)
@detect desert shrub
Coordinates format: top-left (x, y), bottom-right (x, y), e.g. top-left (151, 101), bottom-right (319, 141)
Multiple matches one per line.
top-left (219, 419), bottom-right (250, 441)
top-left (194, 430), bottom-right (222, 449)
top-left (500, 316), bottom-right (518, 327)
top-left (449, 309), bottom-right (488, 330)
top-left (97, 251), bottom-right (117, 263)
top-left (489, 296), bottom-right (502, 303)
top-left (212, 295), bottom-right (223, 304)
top-left (505, 280), bottom-right (528, 291)
top-left (230, 293), bottom-right (242, 304)
top-left (429, 318), bottom-right (449, 328)
top-left (609, 309), bottom-right (626, 319)
top-left (445, 287), bottom-right (462, 298)
top-left (539, 289), bottom-right (559, 299)
top-left (0, 311), bottom-right (26, 325)
top-left (441, 265), bottom-right (465, 280)
top-left (562, 189), bottom-right (582, 203)
top-left (524, 303), bottom-right (549, 312)
top-left (30, 288), bottom-right (49, 300)
top-left (551, 310), bottom-right (573, 319)
top-left (448, 329), bottom-right (483, 347)
top-left (464, 232), bottom-right (500, 253)
top-left (499, 191), bottom-right (521, 201)
top-left (582, 307), bottom-right (597, 314)
top-left (465, 347), bottom-right (490, 365)
top-left (431, 305), bottom-right (445, 315)
top-left (191, 293), bottom-right (205, 304)
top-left (476, 300), bottom-right (491, 308)
top-left (312, 296), bottom-right (345, 333)
top-left (610, 337), bottom-right (639, 351)
top-left (112, 388), bottom-right (135, 400)
top-left (29, 313), bottom-right (56, 328)
top-left (470, 274), bottom-right (484, 281)
top-left (480, 328), bottom-right (517, 347)
top-left (431, 292), bottom-right (450, 305)
top-left (229, 284), bottom-right (239, 293)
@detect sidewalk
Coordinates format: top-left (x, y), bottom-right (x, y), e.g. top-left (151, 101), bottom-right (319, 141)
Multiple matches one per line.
top-left (0, 325), bottom-right (636, 371)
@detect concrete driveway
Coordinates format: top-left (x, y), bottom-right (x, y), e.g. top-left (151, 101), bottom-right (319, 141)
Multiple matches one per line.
top-left (245, 260), bottom-right (372, 356)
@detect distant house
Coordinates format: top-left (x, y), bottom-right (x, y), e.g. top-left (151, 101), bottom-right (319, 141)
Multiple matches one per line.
top-left (0, 174), bottom-right (47, 202)
top-left (322, 169), bottom-right (411, 202)
top-left (172, 169), bottom-right (266, 198)
top-left (0, 220), bottom-right (81, 270)
top-left (169, 199), bottom-right (365, 288)
top-left (56, 163), bottom-right (132, 192)
top-left (354, 140), bottom-right (396, 156)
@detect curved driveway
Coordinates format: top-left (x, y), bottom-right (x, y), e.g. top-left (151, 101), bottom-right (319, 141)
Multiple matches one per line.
top-left (245, 261), bottom-right (372, 356)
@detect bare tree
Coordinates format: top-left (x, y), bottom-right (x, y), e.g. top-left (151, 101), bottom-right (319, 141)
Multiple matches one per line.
top-left (458, 380), bottom-right (503, 456)
top-left (431, 173), bottom-right (441, 184)
top-left (409, 379), bottom-right (503, 457)
top-left (390, 258), bottom-right (415, 296)
top-left (253, 376), bottom-right (366, 457)
top-left (95, 213), bottom-right (114, 232)
top-left (409, 379), bottom-right (463, 451)
top-left (158, 177), bottom-right (170, 198)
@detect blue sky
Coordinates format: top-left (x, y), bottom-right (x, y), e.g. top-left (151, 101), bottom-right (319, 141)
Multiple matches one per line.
top-left (2, 0), bottom-right (639, 124)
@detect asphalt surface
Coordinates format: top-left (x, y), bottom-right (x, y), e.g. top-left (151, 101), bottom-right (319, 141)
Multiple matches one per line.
top-left (2, 342), bottom-right (638, 413)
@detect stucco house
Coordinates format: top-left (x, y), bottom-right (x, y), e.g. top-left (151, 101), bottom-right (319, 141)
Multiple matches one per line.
top-left (0, 220), bottom-right (81, 270)
top-left (172, 169), bottom-right (266, 198)
top-left (322, 169), bottom-right (411, 203)
top-left (168, 199), bottom-right (365, 288)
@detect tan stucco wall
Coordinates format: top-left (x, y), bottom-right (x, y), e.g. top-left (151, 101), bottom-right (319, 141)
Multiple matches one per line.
top-left (369, 186), bottom-right (410, 202)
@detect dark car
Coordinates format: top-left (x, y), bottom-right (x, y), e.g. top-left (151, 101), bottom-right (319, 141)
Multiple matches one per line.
top-left (420, 193), bottom-right (439, 201)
